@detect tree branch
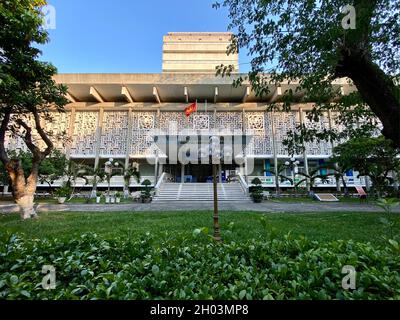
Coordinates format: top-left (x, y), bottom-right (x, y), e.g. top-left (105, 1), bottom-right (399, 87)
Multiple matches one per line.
top-left (15, 119), bottom-right (40, 156)
top-left (0, 109), bottom-right (11, 164)
top-left (32, 109), bottom-right (53, 157)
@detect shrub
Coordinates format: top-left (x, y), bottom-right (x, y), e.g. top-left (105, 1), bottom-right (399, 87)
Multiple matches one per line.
top-left (54, 184), bottom-right (72, 198)
top-left (140, 179), bottom-right (152, 202)
top-left (251, 177), bottom-right (262, 186)
top-left (1, 233), bottom-right (399, 300)
top-left (250, 178), bottom-right (263, 203)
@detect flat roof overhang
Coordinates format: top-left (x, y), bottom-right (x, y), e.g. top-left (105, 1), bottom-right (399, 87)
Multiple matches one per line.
top-left (54, 73), bottom-right (357, 104)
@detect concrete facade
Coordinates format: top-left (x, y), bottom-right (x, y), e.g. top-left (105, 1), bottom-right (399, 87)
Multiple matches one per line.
top-left (3, 32), bottom-right (379, 191)
top-left (162, 32), bottom-right (239, 73)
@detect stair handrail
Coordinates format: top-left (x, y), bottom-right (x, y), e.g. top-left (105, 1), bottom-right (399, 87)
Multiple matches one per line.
top-left (237, 173), bottom-right (249, 195)
top-left (154, 172), bottom-right (167, 196)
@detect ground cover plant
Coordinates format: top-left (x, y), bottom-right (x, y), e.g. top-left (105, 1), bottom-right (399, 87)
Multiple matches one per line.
top-left (0, 211), bottom-right (399, 300)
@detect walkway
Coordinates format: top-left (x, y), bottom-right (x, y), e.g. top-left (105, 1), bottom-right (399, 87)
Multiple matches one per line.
top-left (0, 200), bottom-right (398, 214)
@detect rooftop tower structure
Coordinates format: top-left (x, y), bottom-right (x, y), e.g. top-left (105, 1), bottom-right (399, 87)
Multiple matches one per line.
top-left (162, 32), bottom-right (239, 73)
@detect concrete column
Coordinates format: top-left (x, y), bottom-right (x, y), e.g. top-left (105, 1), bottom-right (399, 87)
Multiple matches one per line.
top-left (271, 112), bottom-right (279, 192)
top-left (213, 109), bottom-right (217, 130)
top-left (244, 156), bottom-right (248, 184)
top-left (365, 176), bottom-right (371, 191)
top-left (299, 108), bottom-right (310, 191)
top-left (154, 156), bottom-right (158, 185)
top-left (157, 108), bottom-right (161, 129)
top-left (327, 110), bottom-right (335, 152)
top-left (328, 110), bottom-right (341, 191)
top-left (94, 108), bottom-right (104, 169)
top-left (181, 163), bottom-right (185, 183)
top-left (124, 108), bottom-right (133, 170)
top-left (66, 107), bottom-right (76, 160)
top-left (242, 108), bottom-right (246, 132)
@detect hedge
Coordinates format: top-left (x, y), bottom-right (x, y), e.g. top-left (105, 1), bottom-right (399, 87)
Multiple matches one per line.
top-left (0, 232), bottom-right (399, 300)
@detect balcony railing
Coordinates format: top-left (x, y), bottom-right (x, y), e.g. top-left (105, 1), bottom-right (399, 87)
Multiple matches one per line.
top-left (247, 175), bottom-right (367, 188)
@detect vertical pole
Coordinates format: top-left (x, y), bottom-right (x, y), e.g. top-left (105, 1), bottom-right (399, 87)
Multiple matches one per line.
top-left (66, 107), bottom-right (76, 160)
top-left (181, 163), bottom-right (185, 184)
top-left (299, 108), bottom-right (310, 192)
top-left (124, 107), bottom-right (133, 170)
top-left (94, 108), bottom-right (104, 169)
top-left (328, 110), bottom-right (340, 192)
top-left (213, 163), bottom-right (221, 242)
top-left (271, 111), bottom-right (279, 195)
top-left (154, 155), bottom-right (158, 185)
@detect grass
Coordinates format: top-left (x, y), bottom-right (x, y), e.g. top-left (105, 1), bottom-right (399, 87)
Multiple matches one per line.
top-left (0, 210), bottom-right (398, 245)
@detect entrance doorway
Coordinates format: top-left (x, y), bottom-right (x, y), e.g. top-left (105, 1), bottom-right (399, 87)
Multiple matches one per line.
top-left (163, 163), bottom-right (240, 183)
top-left (188, 164), bottom-right (213, 182)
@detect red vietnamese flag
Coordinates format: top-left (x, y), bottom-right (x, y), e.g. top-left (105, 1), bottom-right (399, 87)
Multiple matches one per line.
top-left (184, 101), bottom-right (197, 117)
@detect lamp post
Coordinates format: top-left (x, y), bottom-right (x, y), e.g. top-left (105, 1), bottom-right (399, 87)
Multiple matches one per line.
top-left (210, 136), bottom-right (222, 242)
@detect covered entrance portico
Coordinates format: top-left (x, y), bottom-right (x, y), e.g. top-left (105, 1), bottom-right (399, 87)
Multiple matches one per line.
top-left (154, 131), bottom-right (252, 184)
top-left (163, 163), bottom-right (238, 183)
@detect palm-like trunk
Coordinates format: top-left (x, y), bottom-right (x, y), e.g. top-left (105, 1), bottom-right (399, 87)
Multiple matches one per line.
top-left (6, 159), bottom-right (39, 219)
top-left (0, 110), bottom-right (54, 220)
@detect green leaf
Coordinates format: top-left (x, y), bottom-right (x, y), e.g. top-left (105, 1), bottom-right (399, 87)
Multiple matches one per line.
top-left (192, 229), bottom-right (201, 237)
top-left (10, 275), bottom-right (18, 285)
top-left (152, 265), bottom-right (160, 275)
top-left (20, 290), bottom-right (31, 298)
top-left (239, 290), bottom-right (246, 299)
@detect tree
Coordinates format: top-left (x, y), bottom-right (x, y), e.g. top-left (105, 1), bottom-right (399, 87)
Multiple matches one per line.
top-left (332, 136), bottom-right (400, 197)
top-left (0, 0), bottom-right (68, 219)
top-left (123, 166), bottom-right (140, 198)
top-left (214, 0), bottom-right (400, 148)
top-left (63, 160), bottom-right (88, 200)
top-left (263, 162), bottom-right (293, 195)
top-left (85, 166), bottom-right (106, 198)
top-left (324, 161), bottom-right (353, 195)
top-left (296, 168), bottom-right (330, 192)
top-left (38, 150), bottom-right (68, 194)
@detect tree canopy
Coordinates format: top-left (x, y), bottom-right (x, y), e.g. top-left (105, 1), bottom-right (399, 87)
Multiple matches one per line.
top-left (0, 0), bottom-right (68, 218)
top-left (214, 0), bottom-right (400, 148)
top-left (332, 136), bottom-right (400, 195)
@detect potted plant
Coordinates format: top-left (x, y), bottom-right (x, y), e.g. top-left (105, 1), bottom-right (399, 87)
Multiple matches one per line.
top-left (96, 191), bottom-right (102, 203)
top-left (250, 177), bottom-right (263, 203)
top-left (140, 179), bottom-right (152, 203)
top-left (55, 184), bottom-right (72, 204)
top-left (115, 191), bottom-right (121, 203)
top-left (105, 193), bottom-right (110, 204)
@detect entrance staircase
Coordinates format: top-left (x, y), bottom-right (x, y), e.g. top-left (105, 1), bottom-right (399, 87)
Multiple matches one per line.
top-left (153, 182), bottom-right (250, 202)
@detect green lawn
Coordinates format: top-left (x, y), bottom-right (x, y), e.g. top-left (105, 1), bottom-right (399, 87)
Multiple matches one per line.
top-left (0, 210), bottom-right (398, 245)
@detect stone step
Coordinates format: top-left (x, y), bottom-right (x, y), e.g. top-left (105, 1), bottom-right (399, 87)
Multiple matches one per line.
top-left (154, 182), bottom-right (250, 202)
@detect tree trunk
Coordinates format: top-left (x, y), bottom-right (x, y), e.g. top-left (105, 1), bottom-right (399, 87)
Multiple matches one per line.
top-left (6, 159), bottom-right (38, 220)
top-left (336, 54), bottom-right (400, 147)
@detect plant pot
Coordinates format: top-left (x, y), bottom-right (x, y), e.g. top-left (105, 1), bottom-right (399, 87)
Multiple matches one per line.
top-left (116, 197), bottom-right (121, 203)
top-left (105, 196), bottom-right (110, 204)
top-left (96, 197), bottom-right (101, 204)
top-left (110, 197), bottom-right (115, 204)
top-left (141, 197), bottom-right (151, 203)
top-left (57, 197), bottom-right (66, 204)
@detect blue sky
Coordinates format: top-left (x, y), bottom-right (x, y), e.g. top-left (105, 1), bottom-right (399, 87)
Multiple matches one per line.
top-left (40, 0), bottom-right (251, 74)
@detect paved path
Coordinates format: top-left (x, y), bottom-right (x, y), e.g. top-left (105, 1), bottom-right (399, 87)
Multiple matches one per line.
top-left (0, 200), bottom-right (398, 214)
